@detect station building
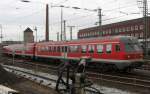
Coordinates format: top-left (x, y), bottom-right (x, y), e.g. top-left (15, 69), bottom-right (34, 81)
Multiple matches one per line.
top-left (78, 17), bottom-right (150, 39)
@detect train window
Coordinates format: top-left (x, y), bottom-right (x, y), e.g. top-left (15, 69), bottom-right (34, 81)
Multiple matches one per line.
top-left (115, 44), bottom-right (120, 52)
top-left (81, 45), bottom-right (87, 53)
top-left (61, 46), bottom-right (68, 53)
top-left (40, 47), bottom-right (43, 51)
top-left (65, 46), bottom-right (68, 52)
top-left (62, 46), bottom-right (64, 52)
top-left (38, 47), bottom-right (41, 52)
top-left (57, 46), bottom-right (60, 52)
top-left (54, 46), bottom-right (57, 52)
top-left (45, 46), bottom-right (49, 51)
top-left (106, 44), bottom-right (112, 53)
top-left (69, 46), bottom-right (73, 52)
top-left (49, 46), bottom-right (51, 52)
top-left (88, 45), bottom-right (94, 53)
top-left (97, 44), bottom-right (103, 53)
top-left (70, 46), bottom-right (80, 52)
top-left (41, 46), bottom-right (45, 52)
top-left (125, 43), bottom-right (142, 52)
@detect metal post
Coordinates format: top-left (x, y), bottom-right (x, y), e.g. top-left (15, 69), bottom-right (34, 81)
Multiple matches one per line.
top-left (0, 25), bottom-right (3, 43)
top-left (68, 26), bottom-right (75, 40)
top-left (70, 27), bottom-right (72, 40)
top-left (57, 32), bottom-right (59, 41)
top-left (46, 4), bottom-right (49, 41)
top-left (61, 7), bottom-right (63, 41)
top-left (19, 25), bottom-right (22, 42)
top-left (98, 8), bottom-right (102, 37)
top-left (143, 0), bottom-right (148, 56)
top-left (63, 20), bottom-right (66, 41)
top-left (34, 26), bottom-right (37, 42)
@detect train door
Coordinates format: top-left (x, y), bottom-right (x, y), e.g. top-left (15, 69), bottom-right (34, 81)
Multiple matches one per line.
top-left (61, 46), bottom-right (68, 59)
top-left (113, 43), bottom-right (121, 59)
top-left (88, 44), bottom-right (95, 58)
top-left (105, 44), bottom-right (112, 59)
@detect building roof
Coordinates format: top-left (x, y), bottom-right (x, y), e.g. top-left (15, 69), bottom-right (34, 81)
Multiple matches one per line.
top-left (24, 27), bottom-right (33, 32)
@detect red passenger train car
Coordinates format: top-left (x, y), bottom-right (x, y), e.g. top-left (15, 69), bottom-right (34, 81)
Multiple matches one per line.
top-left (3, 36), bottom-right (144, 71)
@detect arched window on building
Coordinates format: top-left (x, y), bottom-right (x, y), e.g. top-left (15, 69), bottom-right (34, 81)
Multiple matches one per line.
top-left (119, 28), bottom-right (122, 32)
top-left (122, 27), bottom-right (126, 32)
top-left (135, 33), bottom-right (139, 38)
top-left (131, 26), bottom-right (134, 31)
top-left (139, 25), bottom-right (144, 30)
top-left (140, 32), bottom-right (143, 38)
top-left (115, 28), bottom-right (118, 33)
top-left (135, 25), bottom-right (138, 30)
top-left (109, 29), bottom-right (111, 34)
top-left (127, 27), bottom-right (130, 31)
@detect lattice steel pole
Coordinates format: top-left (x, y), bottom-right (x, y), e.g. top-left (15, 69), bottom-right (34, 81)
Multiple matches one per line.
top-left (98, 8), bottom-right (102, 37)
top-left (143, 0), bottom-right (148, 56)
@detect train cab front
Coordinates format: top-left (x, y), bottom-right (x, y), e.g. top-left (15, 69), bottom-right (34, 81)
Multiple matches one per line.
top-left (124, 53), bottom-right (144, 68)
top-left (122, 37), bottom-right (144, 69)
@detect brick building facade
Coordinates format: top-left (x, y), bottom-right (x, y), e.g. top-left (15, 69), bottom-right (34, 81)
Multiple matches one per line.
top-left (78, 17), bottom-right (150, 39)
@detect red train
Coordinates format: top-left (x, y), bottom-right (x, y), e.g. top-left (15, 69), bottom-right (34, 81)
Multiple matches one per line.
top-left (3, 36), bottom-right (144, 71)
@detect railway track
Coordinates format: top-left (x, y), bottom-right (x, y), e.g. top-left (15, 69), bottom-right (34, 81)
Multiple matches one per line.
top-left (87, 72), bottom-right (150, 88)
top-left (2, 59), bottom-right (150, 89)
top-left (2, 64), bottom-right (102, 94)
top-left (136, 59), bottom-right (150, 71)
top-left (2, 64), bottom-right (57, 87)
top-left (1, 56), bottom-right (150, 89)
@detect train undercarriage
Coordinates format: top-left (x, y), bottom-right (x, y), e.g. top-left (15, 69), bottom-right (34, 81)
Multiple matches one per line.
top-left (3, 52), bottom-right (144, 73)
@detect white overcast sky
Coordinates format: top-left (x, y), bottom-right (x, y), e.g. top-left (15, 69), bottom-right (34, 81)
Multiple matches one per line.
top-left (0, 0), bottom-right (149, 41)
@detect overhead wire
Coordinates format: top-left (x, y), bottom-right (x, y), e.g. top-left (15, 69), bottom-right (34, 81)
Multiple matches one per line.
top-left (78, 13), bottom-right (142, 28)
top-left (54, 0), bottom-right (69, 5)
top-left (2, 0), bottom-right (143, 30)
top-left (104, 3), bottom-right (138, 12)
top-left (50, 5), bottom-right (141, 27)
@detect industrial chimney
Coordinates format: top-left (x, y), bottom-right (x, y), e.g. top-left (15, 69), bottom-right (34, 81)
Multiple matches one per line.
top-left (45, 4), bottom-right (49, 41)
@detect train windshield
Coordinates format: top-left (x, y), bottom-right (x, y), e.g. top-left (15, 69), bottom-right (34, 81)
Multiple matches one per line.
top-left (122, 37), bottom-right (142, 52)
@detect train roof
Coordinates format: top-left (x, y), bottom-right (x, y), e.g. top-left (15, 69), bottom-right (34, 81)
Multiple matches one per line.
top-left (36, 36), bottom-right (136, 45)
top-left (4, 36), bottom-right (137, 48)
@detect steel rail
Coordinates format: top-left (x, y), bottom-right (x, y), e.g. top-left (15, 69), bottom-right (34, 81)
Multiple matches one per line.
top-left (2, 65), bottom-right (102, 94)
top-left (87, 72), bottom-right (150, 88)
top-left (2, 56), bottom-right (150, 89)
top-left (2, 65), bottom-right (57, 82)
